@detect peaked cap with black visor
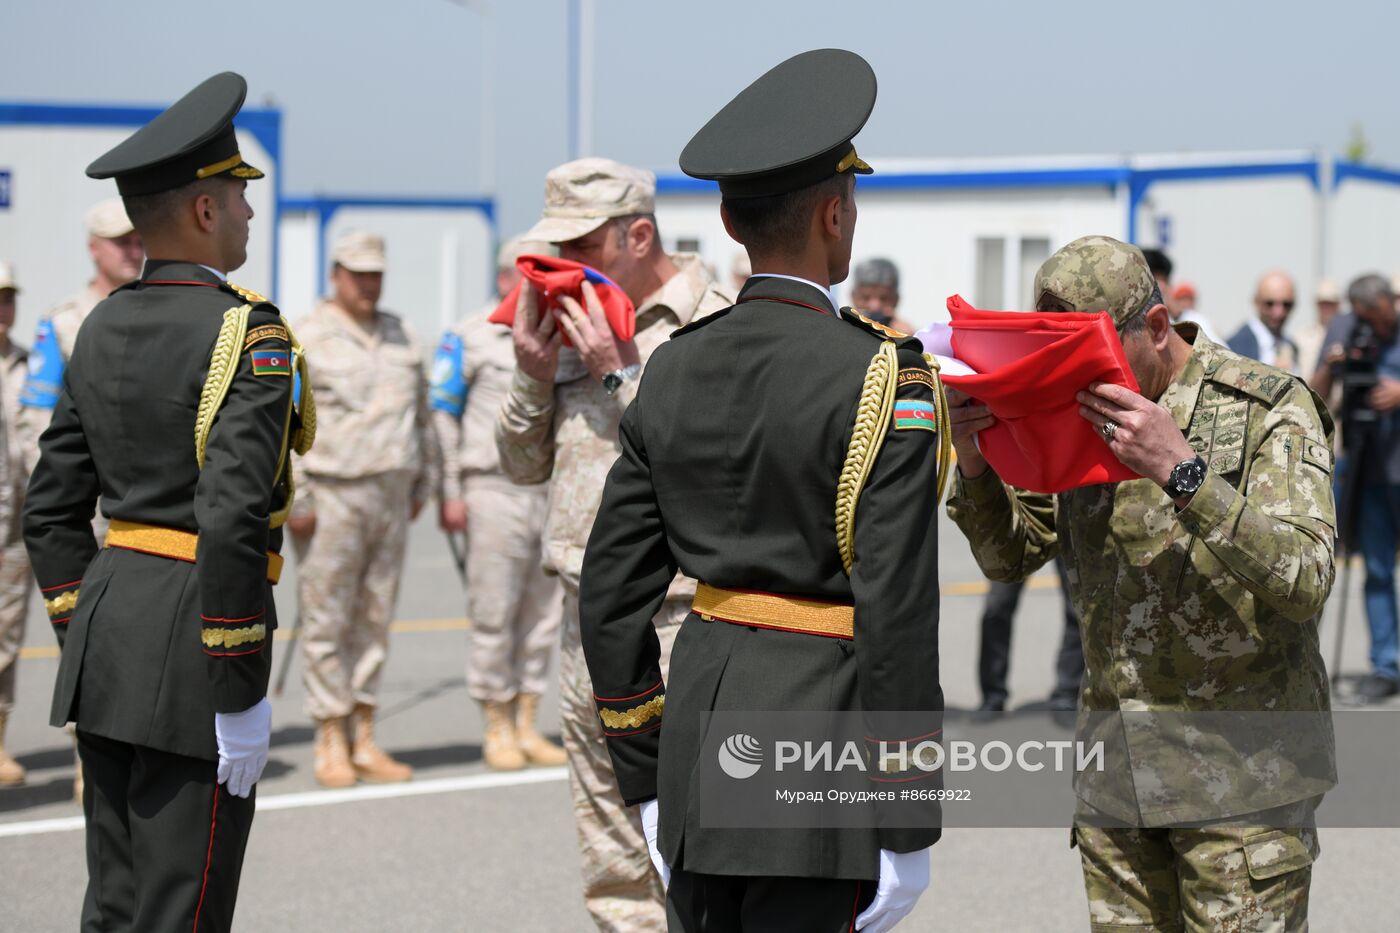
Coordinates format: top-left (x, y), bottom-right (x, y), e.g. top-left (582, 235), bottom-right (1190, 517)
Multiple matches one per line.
top-left (679, 48), bottom-right (876, 199)
top-left (86, 72), bottom-right (265, 196)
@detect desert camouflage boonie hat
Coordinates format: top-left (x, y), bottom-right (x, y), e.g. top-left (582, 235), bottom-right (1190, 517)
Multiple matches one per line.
top-left (1034, 235), bottom-right (1157, 326)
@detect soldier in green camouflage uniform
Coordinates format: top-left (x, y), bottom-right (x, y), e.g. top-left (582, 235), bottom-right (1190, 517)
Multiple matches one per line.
top-left (946, 236), bottom-right (1335, 932)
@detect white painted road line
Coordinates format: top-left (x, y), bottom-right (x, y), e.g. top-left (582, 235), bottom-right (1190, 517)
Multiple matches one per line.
top-left (0, 767), bottom-right (569, 838)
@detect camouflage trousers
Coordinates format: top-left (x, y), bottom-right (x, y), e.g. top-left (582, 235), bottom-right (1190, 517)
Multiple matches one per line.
top-left (464, 476), bottom-right (562, 703)
top-left (1073, 800), bottom-right (1319, 932)
top-left (0, 533), bottom-right (31, 715)
top-left (560, 585), bottom-right (684, 933)
top-left (293, 473), bottom-right (413, 722)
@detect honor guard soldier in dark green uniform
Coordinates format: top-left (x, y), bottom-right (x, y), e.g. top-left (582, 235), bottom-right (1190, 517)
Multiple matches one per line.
top-left (579, 50), bottom-right (951, 933)
top-left (23, 72), bottom-right (314, 932)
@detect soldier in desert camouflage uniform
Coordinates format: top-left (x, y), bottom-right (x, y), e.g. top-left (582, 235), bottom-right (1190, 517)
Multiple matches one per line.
top-left (289, 232), bottom-right (440, 788)
top-left (496, 159), bottom-right (730, 932)
top-left (946, 236), bottom-right (1335, 932)
top-left (432, 235), bottom-right (565, 772)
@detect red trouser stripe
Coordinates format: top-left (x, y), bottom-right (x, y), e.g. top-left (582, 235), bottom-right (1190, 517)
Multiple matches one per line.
top-left (192, 783), bottom-right (219, 931)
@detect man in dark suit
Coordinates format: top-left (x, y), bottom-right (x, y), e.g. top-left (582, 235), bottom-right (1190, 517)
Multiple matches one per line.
top-left (1227, 270), bottom-right (1300, 373)
top-left (579, 49), bottom-right (947, 933)
top-left (23, 72), bottom-right (310, 932)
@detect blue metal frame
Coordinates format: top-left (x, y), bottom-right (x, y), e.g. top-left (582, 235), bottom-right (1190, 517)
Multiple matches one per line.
top-left (0, 100), bottom-right (284, 298)
top-left (1125, 160), bottom-right (1320, 244)
top-left (654, 166), bottom-right (1131, 196)
top-left (1333, 160), bottom-right (1400, 190)
top-left (280, 195), bottom-right (498, 295)
top-left (655, 158), bottom-right (1332, 245)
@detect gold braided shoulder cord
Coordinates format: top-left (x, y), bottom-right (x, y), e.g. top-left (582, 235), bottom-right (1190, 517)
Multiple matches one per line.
top-left (923, 352), bottom-right (955, 505)
top-left (195, 307), bottom-right (319, 529)
top-left (269, 315), bottom-right (316, 529)
top-left (195, 304), bottom-right (252, 469)
top-left (835, 340), bottom-right (900, 575)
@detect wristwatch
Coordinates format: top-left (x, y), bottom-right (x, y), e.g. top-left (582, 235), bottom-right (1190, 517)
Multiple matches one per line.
top-left (1163, 456), bottom-right (1207, 499)
top-left (602, 364), bottom-right (641, 396)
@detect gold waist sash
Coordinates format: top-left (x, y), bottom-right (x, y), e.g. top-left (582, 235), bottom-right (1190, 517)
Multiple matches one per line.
top-left (693, 582), bottom-right (854, 640)
top-left (104, 519), bottom-right (283, 584)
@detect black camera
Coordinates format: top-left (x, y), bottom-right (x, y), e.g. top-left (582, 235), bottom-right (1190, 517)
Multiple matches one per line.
top-left (1338, 318), bottom-right (1381, 439)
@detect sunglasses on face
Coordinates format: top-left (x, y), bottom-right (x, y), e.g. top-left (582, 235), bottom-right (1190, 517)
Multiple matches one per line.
top-left (1260, 299), bottom-right (1295, 310)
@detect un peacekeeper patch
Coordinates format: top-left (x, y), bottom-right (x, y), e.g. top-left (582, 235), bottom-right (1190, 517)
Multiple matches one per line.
top-left (898, 367), bottom-right (935, 391)
top-left (251, 349), bottom-right (291, 377)
top-left (893, 399), bottom-right (937, 432)
top-left (243, 323), bottom-right (289, 350)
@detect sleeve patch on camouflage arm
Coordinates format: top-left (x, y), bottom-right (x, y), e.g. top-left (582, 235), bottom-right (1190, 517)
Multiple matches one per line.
top-left (893, 399), bottom-right (937, 432)
top-left (243, 324), bottom-right (290, 350)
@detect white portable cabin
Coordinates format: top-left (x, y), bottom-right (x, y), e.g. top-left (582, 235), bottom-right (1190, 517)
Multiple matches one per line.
top-left (0, 100), bottom-right (498, 350)
top-left (654, 151), bottom-right (1400, 338)
top-left (0, 101), bottom-right (282, 317)
top-left (278, 196), bottom-right (497, 342)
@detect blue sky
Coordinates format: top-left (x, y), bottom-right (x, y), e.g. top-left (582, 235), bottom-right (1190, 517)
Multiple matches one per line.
top-left (3, 0), bottom-right (1393, 236)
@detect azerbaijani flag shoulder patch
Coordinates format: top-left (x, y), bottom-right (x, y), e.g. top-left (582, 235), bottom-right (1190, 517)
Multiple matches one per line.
top-left (893, 399), bottom-right (937, 432)
top-left (250, 348), bottom-right (291, 377)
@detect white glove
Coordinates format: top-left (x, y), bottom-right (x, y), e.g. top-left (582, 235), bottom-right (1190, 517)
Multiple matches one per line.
top-left (639, 798), bottom-right (671, 888)
top-left (214, 697), bottom-right (272, 798)
top-left (855, 847), bottom-right (931, 933)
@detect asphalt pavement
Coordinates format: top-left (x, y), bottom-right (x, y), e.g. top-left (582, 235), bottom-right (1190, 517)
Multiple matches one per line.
top-left (2, 512), bottom-right (1397, 931)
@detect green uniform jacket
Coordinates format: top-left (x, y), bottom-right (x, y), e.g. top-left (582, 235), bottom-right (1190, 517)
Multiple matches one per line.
top-left (23, 261), bottom-right (293, 762)
top-left (579, 276), bottom-right (944, 882)
top-left (947, 329), bottom-right (1337, 824)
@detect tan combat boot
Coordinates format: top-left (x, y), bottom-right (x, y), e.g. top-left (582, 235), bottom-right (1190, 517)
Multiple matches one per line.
top-left (481, 699), bottom-right (526, 771)
top-left (515, 693), bottom-right (566, 767)
top-left (350, 705), bottom-right (412, 783)
top-left (0, 713), bottom-right (27, 786)
top-left (313, 717), bottom-right (356, 788)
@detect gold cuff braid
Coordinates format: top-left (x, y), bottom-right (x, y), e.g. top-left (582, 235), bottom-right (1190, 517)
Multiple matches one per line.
top-left (599, 695), bottom-right (665, 731)
top-left (202, 624), bottom-right (267, 650)
top-left (45, 589), bottom-right (79, 618)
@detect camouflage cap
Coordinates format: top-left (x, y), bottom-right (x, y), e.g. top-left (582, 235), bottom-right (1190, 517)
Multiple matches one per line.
top-left (85, 197), bottom-right (135, 239)
top-left (1033, 235), bottom-right (1157, 325)
top-left (332, 231), bottom-right (386, 273)
top-left (522, 158), bottom-right (655, 245)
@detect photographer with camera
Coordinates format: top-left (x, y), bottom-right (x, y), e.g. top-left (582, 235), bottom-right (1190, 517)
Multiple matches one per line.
top-left (1311, 273), bottom-right (1400, 701)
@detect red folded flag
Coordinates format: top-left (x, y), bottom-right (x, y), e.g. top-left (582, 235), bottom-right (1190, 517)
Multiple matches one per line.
top-left (938, 295), bottom-right (1141, 493)
top-left (489, 254), bottom-right (636, 346)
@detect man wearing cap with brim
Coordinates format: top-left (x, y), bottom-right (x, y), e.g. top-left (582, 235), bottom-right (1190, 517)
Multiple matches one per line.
top-left (287, 231), bottom-right (439, 788)
top-left (0, 261), bottom-right (18, 786)
top-left (23, 71), bottom-right (308, 931)
top-left (1167, 281), bottom-right (1223, 345)
top-left (1297, 278), bottom-right (1341, 394)
top-left (947, 235), bottom-right (1336, 930)
top-left (577, 49), bottom-right (949, 932)
top-left (496, 157), bottom-right (730, 929)
top-left (431, 234), bottom-right (566, 773)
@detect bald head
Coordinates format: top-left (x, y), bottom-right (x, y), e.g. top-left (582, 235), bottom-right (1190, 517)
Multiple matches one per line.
top-left (1253, 271), bottom-right (1296, 336)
